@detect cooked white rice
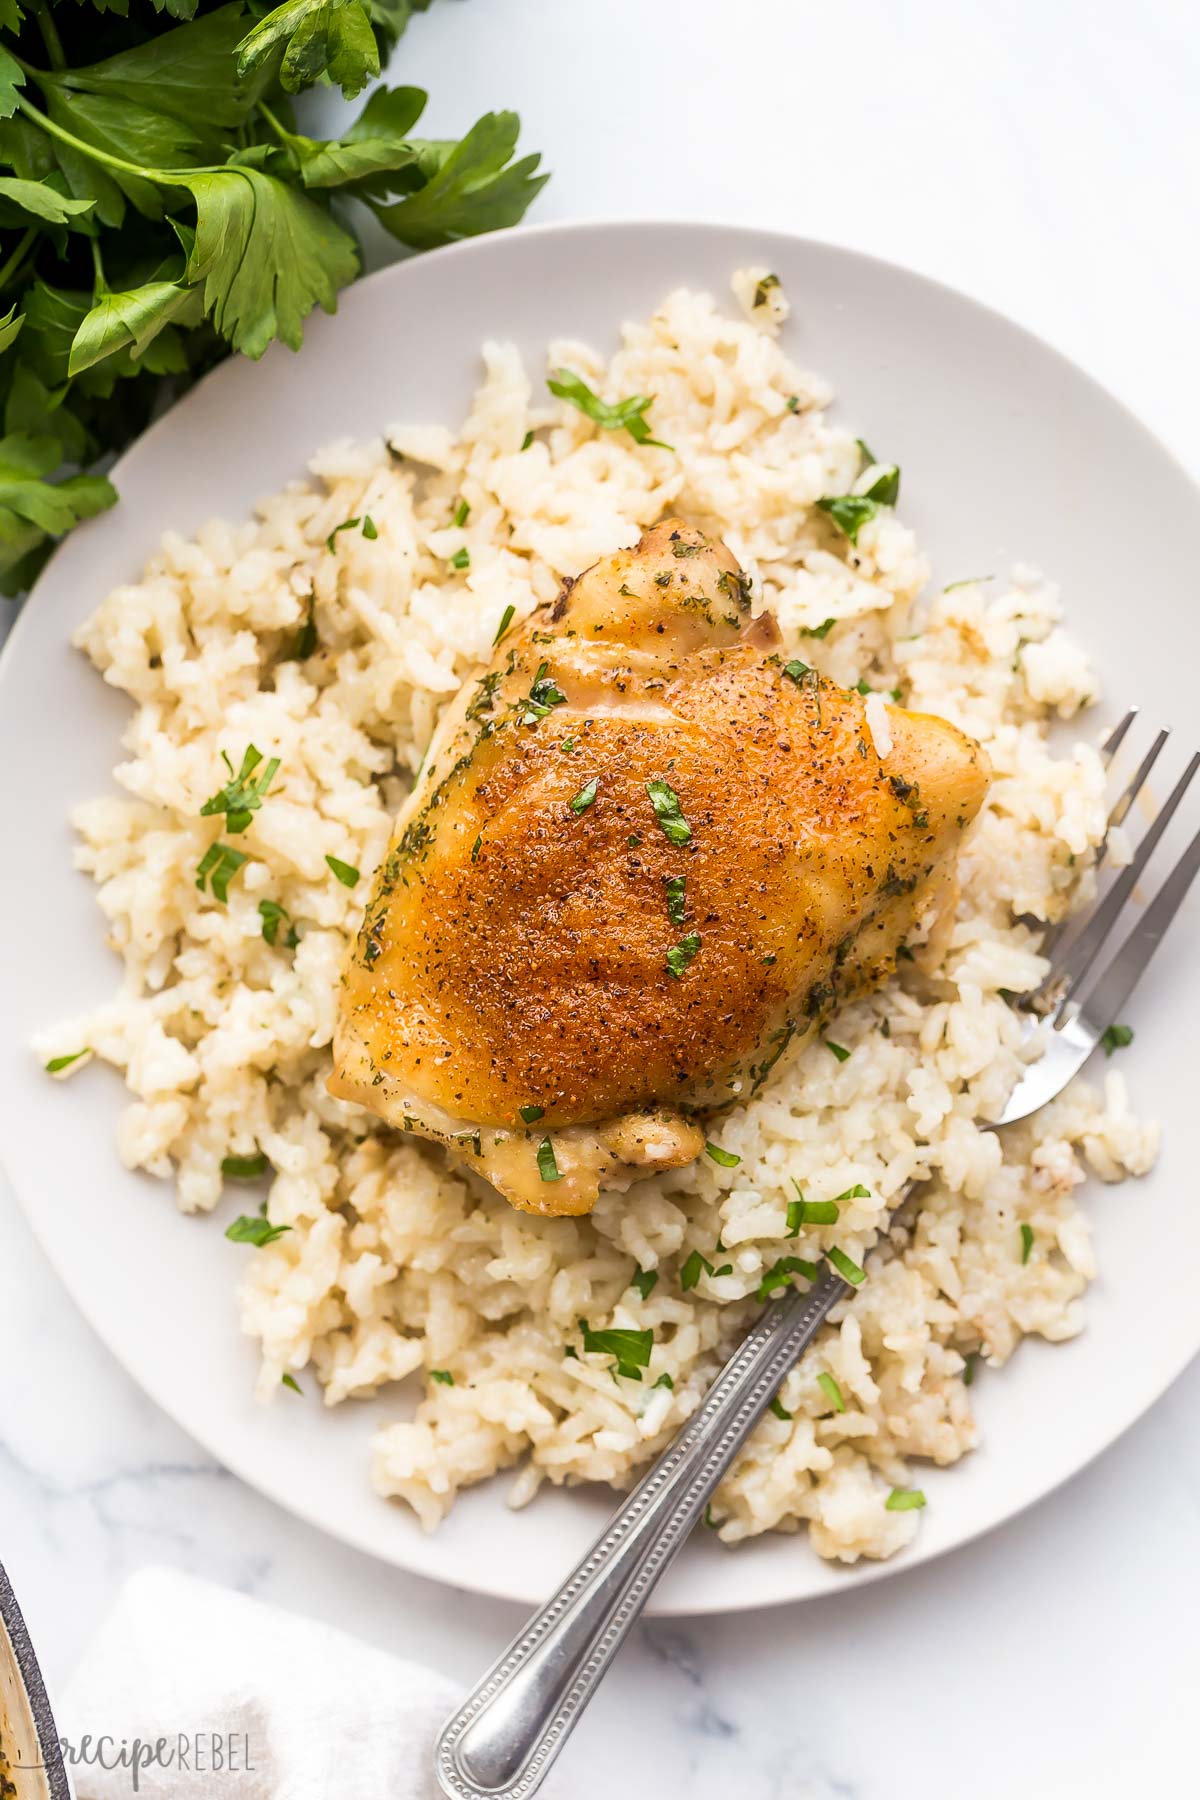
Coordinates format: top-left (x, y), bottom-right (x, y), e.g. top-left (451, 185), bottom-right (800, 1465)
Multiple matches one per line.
top-left (41, 273), bottom-right (1159, 1562)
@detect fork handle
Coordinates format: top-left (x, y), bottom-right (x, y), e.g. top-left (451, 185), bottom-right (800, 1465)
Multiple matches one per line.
top-left (434, 1268), bottom-right (847, 1800)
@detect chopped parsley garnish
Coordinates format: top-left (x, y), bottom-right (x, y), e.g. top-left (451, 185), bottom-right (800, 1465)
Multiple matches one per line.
top-left (753, 272), bottom-right (780, 308)
top-left (578, 1319), bottom-right (654, 1381)
top-left (560, 738), bottom-right (578, 754)
top-left (196, 842), bottom-right (249, 904)
top-left (827, 1245), bottom-right (866, 1286)
top-left (547, 368), bottom-right (673, 451)
top-left (646, 778), bottom-right (692, 845)
top-left (225, 1213), bottom-right (289, 1246)
top-left (258, 899), bottom-right (298, 948)
top-left (705, 1142), bottom-right (741, 1168)
top-left (222, 1153), bottom-right (269, 1180)
top-left (885, 1487), bottom-right (926, 1512)
top-left (786, 394), bottom-right (801, 412)
top-left (854, 677), bottom-right (872, 695)
top-left (537, 1138), bottom-right (563, 1182)
top-left (681, 1249), bottom-right (732, 1291)
top-left (769, 1396), bottom-right (793, 1420)
top-left (430, 1369), bottom-right (455, 1385)
top-left (493, 603), bottom-right (516, 645)
top-left (569, 776), bottom-right (599, 814)
top-left (452, 500), bottom-right (470, 528)
top-left (817, 1372), bottom-right (846, 1413)
top-left (281, 1374), bottom-right (302, 1394)
top-left (653, 1372), bottom-right (674, 1390)
top-left (201, 745), bottom-right (281, 835)
top-left (703, 1504), bottom-right (719, 1529)
top-left (627, 835), bottom-right (642, 849)
top-left (449, 547), bottom-right (470, 571)
top-left (521, 662), bottom-right (567, 725)
top-left (1019, 1223), bottom-right (1035, 1264)
top-left (519, 1104), bottom-right (544, 1124)
top-left (665, 933), bottom-right (702, 980)
top-left (45, 1048), bottom-right (90, 1073)
top-left (757, 1254), bottom-right (820, 1300)
top-left (834, 1184), bottom-right (871, 1203)
top-left (944, 575), bottom-right (992, 592)
top-left (816, 494), bottom-right (880, 543)
top-left (787, 1186), bottom-right (840, 1228)
top-left (521, 430), bottom-right (535, 451)
top-left (825, 1040), bottom-right (851, 1062)
top-left (1101, 1022), bottom-right (1134, 1056)
top-left (801, 617), bottom-right (836, 640)
top-left (471, 835), bottom-right (483, 863)
top-left (285, 596), bottom-right (318, 661)
top-left (963, 1352), bottom-right (979, 1387)
top-left (325, 855), bottom-right (360, 888)
top-left (631, 1268), bottom-right (659, 1300)
top-left (782, 658), bottom-right (812, 683)
top-left (664, 874), bottom-right (687, 926)
top-left (861, 463), bottom-right (900, 505)
top-left (326, 515), bottom-right (363, 551)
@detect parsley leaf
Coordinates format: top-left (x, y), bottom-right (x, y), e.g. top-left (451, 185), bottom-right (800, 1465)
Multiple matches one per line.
top-left (536, 1137), bottom-right (562, 1182)
top-left (568, 776), bottom-right (598, 814)
top-left (816, 494), bottom-right (880, 543)
top-left (665, 932), bottom-right (701, 980)
top-left (221, 1153), bottom-right (270, 1180)
top-left (493, 602), bottom-right (515, 645)
top-left (200, 744), bottom-right (280, 834)
top-left (885, 1487), bottom-right (926, 1512)
top-left (664, 873), bottom-right (687, 926)
top-left (631, 1268), bottom-right (658, 1300)
top-left (258, 899), bottom-right (298, 948)
top-left (520, 662), bottom-right (566, 725)
top-left (578, 1319), bottom-right (653, 1382)
top-left (547, 368), bottom-right (672, 451)
top-left (196, 841), bottom-right (249, 904)
top-left (236, 0), bottom-right (382, 101)
top-left (225, 1213), bottom-right (289, 1246)
top-left (705, 1141), bottom-right (740, 1168)
top-left (817, 1372), bottom-right (846, 1413)
top-left (325, 854), bottom-right (360, 888)
top-left (45, 1047), bottom-right (91, 1073)
top-left (429, 1368), bottom-right (455, 1385)
top-left (757, 1255), bottom-right (820, 1301)
top-left (1101, 1022), bottom-right (1134, 1055)
top-left (369, 110), bottom-right (549, 250)
top-left (646, 778), bottom-right (692, 845)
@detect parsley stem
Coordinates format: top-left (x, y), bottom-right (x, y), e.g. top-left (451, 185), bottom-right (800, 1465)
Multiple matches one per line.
top-left (13, 91), bottom-right (224, 186)
top-left (32, 3), bottom-right (65, 71)
top-left (257, 102), bottom-right (301, 153)
top-left (0, 227), bottom-right (37, 294)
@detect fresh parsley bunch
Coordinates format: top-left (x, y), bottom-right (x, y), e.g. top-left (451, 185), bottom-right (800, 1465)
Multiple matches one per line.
top-left (0, 0), bottom-right (547, 595)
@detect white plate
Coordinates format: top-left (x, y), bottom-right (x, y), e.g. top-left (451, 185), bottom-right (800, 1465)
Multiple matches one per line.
top-left (2, 221), bottom-right (1198, 1616)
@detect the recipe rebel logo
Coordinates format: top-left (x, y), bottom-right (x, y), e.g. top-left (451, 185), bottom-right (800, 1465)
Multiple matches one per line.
top-left (7, 1731), bottom-right (257, 1792)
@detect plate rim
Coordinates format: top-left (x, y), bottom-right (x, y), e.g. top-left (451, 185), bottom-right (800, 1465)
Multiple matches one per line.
top-left (3, 214), bottom-right (1199, 1616)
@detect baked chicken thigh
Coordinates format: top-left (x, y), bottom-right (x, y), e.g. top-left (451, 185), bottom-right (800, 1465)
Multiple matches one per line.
top-left (329, 521), bottom-right (989, 1215)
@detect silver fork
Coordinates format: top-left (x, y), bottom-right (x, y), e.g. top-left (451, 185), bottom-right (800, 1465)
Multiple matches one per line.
top-left (435, 710), bottom-right (1200, 1800)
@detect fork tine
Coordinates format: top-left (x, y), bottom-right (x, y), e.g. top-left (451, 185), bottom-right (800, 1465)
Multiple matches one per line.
top-left (1054, 750), bottom-right (1200, 1007)
top-left (1099, 705), bottom-right (1139, 766)
top-left (1093, 725), bottom-right (1170, 875)
top-left (1037, 710), bottom-right (1154, 962)
top-left (1076, 818), bottom-right (1200, 1034)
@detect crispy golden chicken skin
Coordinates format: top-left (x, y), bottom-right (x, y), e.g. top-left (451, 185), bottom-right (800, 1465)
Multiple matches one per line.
top-left (329, 520), bottom-right (990, 1215)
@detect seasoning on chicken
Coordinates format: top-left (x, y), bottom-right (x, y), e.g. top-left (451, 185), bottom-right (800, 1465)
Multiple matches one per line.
top-left (329, 520), bottom-right (990, 1215)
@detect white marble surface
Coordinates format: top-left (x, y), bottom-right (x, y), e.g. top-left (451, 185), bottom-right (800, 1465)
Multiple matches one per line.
top-left (4, 0), bottom-right (1200, 1794)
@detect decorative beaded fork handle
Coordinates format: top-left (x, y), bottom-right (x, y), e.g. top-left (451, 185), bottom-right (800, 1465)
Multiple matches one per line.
top-left (434, 1261), bottom-right (854, 1800)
